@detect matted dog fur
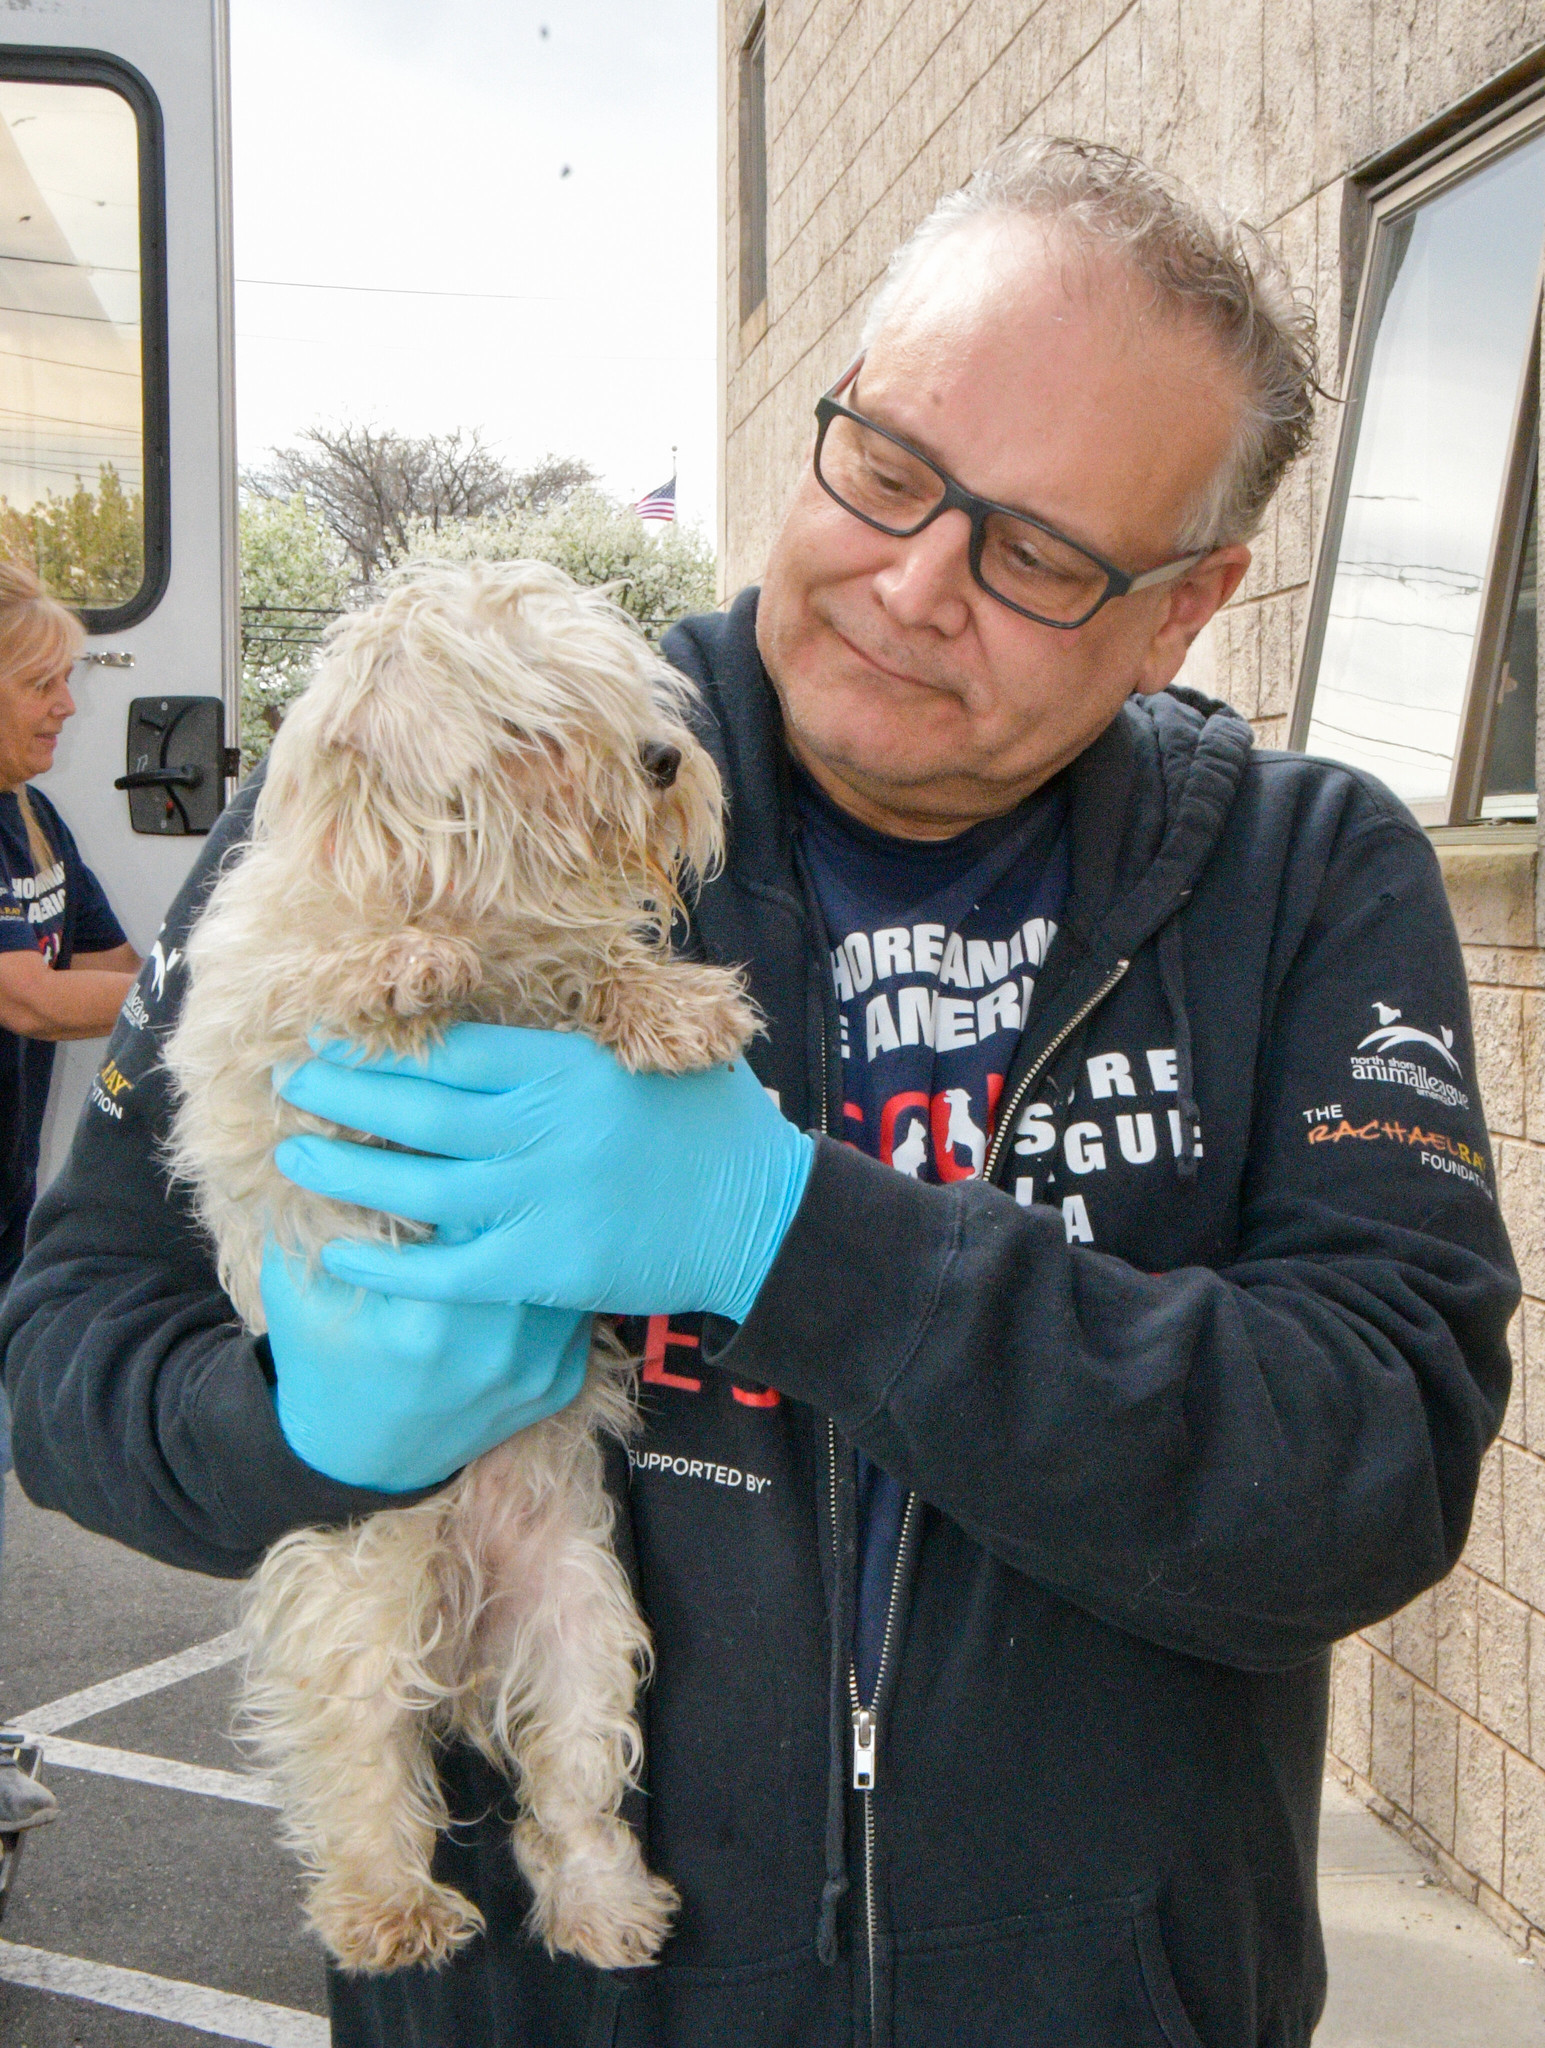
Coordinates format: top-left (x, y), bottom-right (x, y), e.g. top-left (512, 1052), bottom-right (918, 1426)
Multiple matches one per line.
top-left (164, 559), bottom-right (756, 1972)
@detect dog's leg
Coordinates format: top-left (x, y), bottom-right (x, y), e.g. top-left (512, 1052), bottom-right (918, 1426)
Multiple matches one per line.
top-left (240, 1508), bottom-right (485, 1973)
top-left (466, 1415), bottom-right (678, 1969)
top-left (589, 956), bottom-right (757, 1074)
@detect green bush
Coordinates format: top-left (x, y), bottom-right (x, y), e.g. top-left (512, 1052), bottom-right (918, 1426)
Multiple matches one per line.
top-left (399, 491), bottom-right (716, 643)
top-left (238, 495), bottom-right (351, 771)
top-left (0, 466), bottom-right (145, 610)
top-left (238, 488), bottom-right (718, 770)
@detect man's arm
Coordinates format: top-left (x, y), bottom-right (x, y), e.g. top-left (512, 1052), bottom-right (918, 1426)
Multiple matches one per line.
top-left (707, 811), bottom-right (1516, 1673)
top-left (0, 784), bottom-right (424, 1575)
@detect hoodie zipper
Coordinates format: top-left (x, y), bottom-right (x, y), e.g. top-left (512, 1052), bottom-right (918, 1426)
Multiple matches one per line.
top-left (827, 1413), bottom-right (919, 2042)
top-left (812, 924), bottom-right (1129, 2038)
top-left (857, 1467), bottom-right (916, 2043)
top-left (981, 958), bottom-right (1132, 1186)
top-left (815, 985), bottom-right (920, 2037)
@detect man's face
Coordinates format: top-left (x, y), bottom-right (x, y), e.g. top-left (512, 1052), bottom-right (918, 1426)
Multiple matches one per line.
top-left (756, 219), bottom-right (1252, 837)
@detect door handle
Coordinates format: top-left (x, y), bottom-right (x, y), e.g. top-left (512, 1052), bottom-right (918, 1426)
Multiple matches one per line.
top-left (120, 697), bottom-right (227, 834)
top-left (114, 767), bottom-right (205, 793)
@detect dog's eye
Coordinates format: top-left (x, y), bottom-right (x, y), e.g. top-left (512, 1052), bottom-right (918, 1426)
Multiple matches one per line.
top-left (639, 740), bottom-right (681, 789)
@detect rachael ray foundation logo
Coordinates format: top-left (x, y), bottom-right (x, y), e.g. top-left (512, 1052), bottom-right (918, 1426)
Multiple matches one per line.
top-left (1350, 1002), bottom-right (1469, 1110)
top-left (90, 1057), bottom-right (135, 1122)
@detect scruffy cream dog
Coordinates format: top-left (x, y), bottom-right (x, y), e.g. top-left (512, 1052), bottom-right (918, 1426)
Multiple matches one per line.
top-left (164, 559), bottom-right (756, 1974)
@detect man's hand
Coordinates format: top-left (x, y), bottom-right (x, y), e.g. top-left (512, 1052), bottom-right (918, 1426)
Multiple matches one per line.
top-left (272, 1024), bottom-right (815, 1324)
top-left (260, 1241), bottom-right (592, 1491)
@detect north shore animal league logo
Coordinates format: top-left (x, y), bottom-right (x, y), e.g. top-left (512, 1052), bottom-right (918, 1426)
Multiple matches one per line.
top-left (1350, 1001), bottom-right (1469, 1110)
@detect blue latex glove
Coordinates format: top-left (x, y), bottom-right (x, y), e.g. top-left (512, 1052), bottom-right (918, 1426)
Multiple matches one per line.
top-left (259, 1240), bottom-right (592, 1491)
top-left (272, 1025), bottom-right (815, 1323)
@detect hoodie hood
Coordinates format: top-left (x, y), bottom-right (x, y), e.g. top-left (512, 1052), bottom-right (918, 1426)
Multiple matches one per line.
top-left (1063, 679), bottom-right (1255, 966)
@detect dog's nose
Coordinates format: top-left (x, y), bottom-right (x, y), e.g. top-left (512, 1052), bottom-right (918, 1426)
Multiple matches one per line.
top-left (639, 740), bottom-right (681, 788)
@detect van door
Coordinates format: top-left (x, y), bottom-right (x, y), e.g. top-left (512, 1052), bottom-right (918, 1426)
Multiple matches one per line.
top-left (0, 0), bottom-right (236, 1180)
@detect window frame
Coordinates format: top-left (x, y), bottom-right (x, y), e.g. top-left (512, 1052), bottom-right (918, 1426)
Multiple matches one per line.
top-left (0, 44), bottom-right (170, 632)
top-left (1454, 349), bottom-right (1538, 823)
top-left (1289, 78), bottom-right (1545, 828)
top-left (738, 10), bottom-right (768, 331)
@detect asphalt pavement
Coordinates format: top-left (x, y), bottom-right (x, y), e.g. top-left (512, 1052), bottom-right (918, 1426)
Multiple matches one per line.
top-left (1, 1473), bottom-right (1543, 2046)
top-left (0, 1473), bottom-right (326, 2046)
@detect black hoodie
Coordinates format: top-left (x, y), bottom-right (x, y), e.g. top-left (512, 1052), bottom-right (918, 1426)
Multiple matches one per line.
top-left (1, 589), bottom-right (1517, 2048)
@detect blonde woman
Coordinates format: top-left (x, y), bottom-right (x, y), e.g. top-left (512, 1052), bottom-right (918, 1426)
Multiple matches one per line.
top-left (0, 560), bottom-right (138, 1833)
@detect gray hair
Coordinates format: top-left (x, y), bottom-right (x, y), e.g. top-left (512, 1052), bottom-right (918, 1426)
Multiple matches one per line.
top-left (859, 136), bottom-right (1318, 550)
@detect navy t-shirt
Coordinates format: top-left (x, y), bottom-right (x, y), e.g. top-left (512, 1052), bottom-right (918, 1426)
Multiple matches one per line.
top-left (793, 766), bottom-right (1070, 1698)
top-left (0, 787), bottom-right (126, 1276)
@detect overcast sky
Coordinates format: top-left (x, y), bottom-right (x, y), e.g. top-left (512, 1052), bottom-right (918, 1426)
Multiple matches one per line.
top-left (228, 0), bottom-right (718, 532)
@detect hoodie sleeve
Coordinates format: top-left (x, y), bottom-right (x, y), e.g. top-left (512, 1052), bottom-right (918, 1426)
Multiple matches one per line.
top-left (0, 781), bottom-right (432, 1578)
top-left (703, 802), bottom-right (1518, 1673)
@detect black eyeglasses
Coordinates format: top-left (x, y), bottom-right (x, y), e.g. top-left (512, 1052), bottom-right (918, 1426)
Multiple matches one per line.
top-left (813, 360), bottom-right (1207, 630)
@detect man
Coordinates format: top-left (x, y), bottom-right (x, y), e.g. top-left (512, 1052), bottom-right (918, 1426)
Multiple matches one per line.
top-left (2, 139), bottom-right (1516, 2047)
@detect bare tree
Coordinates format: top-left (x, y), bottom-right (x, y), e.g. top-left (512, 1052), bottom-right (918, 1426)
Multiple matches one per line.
top-left (246, 424), bottom-right (560, 582)
top-left (507, 452), bottom-right (599, 514)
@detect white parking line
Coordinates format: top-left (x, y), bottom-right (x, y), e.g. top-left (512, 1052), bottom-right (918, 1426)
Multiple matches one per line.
top-left (0, 1939), bottom-right (328, 2045)
top-left (19, 1631), bottom-right (242, 1734)
top-left (21, 1732), bottom-right (275, 1807)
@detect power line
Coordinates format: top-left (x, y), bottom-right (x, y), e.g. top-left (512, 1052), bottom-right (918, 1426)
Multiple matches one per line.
top-left (236, 277), bottom-right (560, 304)
top-left (7, 266), bottom-right (565, 302)
top-left (0, 343), bottom-right (139, 378)
top-left (240, 604), bottom-right (343, 617)
top-left (0, 252), bottom-right (138, 276)
top-left (0, 451), bottom-right (142, 481)
top-left (0, 302), bottom-right (138, 329)
top-left (0, 403), bottom-right (138, 434)
top-left (11, 261), bottom-right (556, 304)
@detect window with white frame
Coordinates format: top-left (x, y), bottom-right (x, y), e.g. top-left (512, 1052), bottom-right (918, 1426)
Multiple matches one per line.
top-left (1292, 90), bottom-right (1544, 826)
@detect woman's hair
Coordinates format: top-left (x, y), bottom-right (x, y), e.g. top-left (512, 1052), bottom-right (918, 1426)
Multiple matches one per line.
top-left (860, 136), bottom-right (1320, 550)
top-left (0, 556), bottom-right (84, 686)
top-left (0, 557), bottom-right (76, 873)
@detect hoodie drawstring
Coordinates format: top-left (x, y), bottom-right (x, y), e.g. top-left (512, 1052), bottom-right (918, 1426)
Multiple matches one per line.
top-left (1156, 917), bottom-right (1199, 1180)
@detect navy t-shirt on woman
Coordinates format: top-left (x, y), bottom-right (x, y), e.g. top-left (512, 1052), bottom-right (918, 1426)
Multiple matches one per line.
top-left (0, 786), bottom-right (126, 1280)
top-left (792, 764), bottom-right (1071, 1698)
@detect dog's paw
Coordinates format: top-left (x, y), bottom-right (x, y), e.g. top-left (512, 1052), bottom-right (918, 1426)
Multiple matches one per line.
top-left (516, 1817), bottom-right (679, 1969)
top-left (596, 964), bottom-right (758, 1074)
top-left (311, 1879), bottom-right (485, 1974)
top-left (375, 930), bottom-right (483, 1018)
top-left (689, 980), bottom-right (761, 1068)
top-left (548, 1867), bottom-right (680, 1971)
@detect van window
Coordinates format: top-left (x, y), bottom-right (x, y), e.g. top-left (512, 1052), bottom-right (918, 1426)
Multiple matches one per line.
top-left (0, 66), bottom-right (165, 626)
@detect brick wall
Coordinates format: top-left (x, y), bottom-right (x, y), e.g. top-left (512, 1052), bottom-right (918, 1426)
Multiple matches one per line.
top-left (722, 0), bottom-right (1545, 1946)
top-left (1326, 861), bottom-right (1545, 1956)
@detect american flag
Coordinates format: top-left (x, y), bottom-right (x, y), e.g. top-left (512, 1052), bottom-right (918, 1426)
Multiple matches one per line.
top-left (634, 476), bottom-right (676, 523)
